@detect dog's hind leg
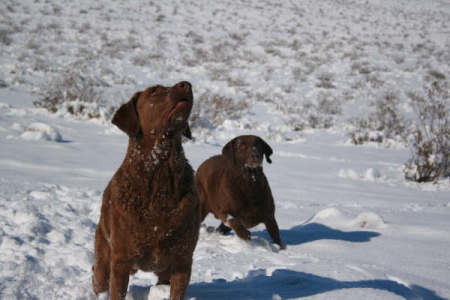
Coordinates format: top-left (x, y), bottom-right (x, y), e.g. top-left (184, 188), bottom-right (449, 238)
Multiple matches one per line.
top-left (264, 216), bottom-right (285, 249)
top-left (92, 226), bottom-right (111, 295)
top-left (228, 218), bottom-right (251, 240)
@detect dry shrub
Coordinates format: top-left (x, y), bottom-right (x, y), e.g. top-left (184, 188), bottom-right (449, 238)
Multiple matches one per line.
top-left (349, 92), bottom-right (409, 145)
top-left (0, 28), bottom-right (13, 45)
top-left (190, 92), bottom-right (249, 129)
top-left (404, 81), bottom-right (449, 182)
top-left (316, 72), bottom-right (335, 89)
top-left (288, 92), bottom-right (342, 131)
top-left (34, 66), bottom-right (113, 120)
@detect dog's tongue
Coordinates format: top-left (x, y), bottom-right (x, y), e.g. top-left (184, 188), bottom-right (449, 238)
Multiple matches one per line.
top-left (164, 101), bottom-right (188, 125)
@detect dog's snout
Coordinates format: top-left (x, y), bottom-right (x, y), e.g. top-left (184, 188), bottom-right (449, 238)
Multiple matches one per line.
top-left (250, 147), bottom-right (261, 160)
top-left (175, 81), bottom-right (192, 93)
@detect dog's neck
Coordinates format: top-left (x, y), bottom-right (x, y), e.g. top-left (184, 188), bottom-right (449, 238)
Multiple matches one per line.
top-left (125, 130), bottom-right (185, 174)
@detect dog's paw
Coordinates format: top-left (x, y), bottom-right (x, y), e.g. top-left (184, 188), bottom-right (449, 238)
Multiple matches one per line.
top-left (278, 242), bottom-right (287, 250)
top-left (235, 228), bottom-right (251, 240)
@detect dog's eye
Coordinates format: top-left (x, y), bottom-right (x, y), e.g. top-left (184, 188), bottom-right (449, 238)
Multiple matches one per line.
top-left (149, 86), bottom-right (167, 95)
top-left (155, 86), bottom-right (167, 93)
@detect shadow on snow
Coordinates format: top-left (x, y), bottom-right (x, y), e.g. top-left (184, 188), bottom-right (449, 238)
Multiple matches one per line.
top-left (253, 222), bottom-right (381, 246)
top-left (186, 268), bottom-right (447, 300)
top-left (129, 269), bottom-right (446, 300)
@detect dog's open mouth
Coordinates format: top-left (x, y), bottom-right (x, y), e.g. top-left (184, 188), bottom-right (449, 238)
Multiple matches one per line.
top-left (164, 98), bottom-right (192, 125)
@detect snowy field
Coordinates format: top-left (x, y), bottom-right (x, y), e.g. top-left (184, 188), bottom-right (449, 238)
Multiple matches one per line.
top-left (1, 0), bottom-right (449, 299)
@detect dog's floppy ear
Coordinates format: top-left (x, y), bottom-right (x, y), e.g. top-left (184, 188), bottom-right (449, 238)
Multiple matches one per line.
top-left (112, 92), bottom-right (141, 138)
top-left (258, 137), bottom-right (273, 164)
top-left (222, 137), bottom-right (238, 164)
top-left (183, 124), bottom-right (192, 140)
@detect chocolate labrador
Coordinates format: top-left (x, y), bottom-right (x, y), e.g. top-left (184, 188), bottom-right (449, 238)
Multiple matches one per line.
top-left (195, 135), bottom-right (284, 249)
top-left (92, 81), bottom-right (200, 300)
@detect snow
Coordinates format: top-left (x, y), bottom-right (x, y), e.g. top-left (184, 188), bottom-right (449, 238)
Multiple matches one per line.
top-left (1, 101), bottom-right (449, 299)
top-left (1, 0), bottom-right (450, 299)
top-left (19, 122), bottom-right (63, 142)
top-left (148, 285), bottom-right (170, 300)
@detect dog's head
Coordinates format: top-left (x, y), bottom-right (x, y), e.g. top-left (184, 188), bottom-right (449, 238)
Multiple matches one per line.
top-left (222, 135), bottom-right (273, 168)
top-left (112, 81), bottom-right (193, 139)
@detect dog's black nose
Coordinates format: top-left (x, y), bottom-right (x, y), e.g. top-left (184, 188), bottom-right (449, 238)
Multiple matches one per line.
top-left (250, 147), bottom-right (261, 161)
top-left (175, 81), bottom-right (192, 92)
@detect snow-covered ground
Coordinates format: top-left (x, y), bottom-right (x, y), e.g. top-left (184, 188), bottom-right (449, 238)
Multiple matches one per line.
top-left (1, 0), bottom-right (449, 299)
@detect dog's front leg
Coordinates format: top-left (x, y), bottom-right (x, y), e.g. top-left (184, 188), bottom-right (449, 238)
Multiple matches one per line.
top-left (109, 258), bottom-right (131, 300)
top-left (92, 225), bottom-right (111, 295)
top-left (170, 262), bottom-right (192, 300)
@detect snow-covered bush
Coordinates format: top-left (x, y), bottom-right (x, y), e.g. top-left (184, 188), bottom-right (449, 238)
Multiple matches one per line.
top-left (34, 64), bottom-right (114, 120)
top-left (287, 92), bottom-right (342, 131)
top-left (349, 91), bottom-right (410, 146)
top-left (0, 10), bottom-right (17, 46)
top-left (0, 28), bottom-right (13, 46)
top-left (404, 81), bottom-right (449, 182)
top-left (190, 92), bottom-right (249, 129)
top-left (316, 72), bottom-right (335, 89)
top-left (132, 53), bottom-right (163, 67)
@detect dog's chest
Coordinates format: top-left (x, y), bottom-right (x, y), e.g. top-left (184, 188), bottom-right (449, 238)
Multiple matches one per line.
top-left (115, 173), bottom-right (185, 217)
top-left (113, 143), bottom-right (198, 259)
top-left (130, 188), bottom-right (198, 271)
top-left (115, 163), bottom-right (196, 240)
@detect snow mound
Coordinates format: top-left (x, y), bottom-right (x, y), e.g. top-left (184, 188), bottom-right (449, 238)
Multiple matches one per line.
top-left (10, 122), bottom-right (24, 131)
top-left (339, 168), bottom-right (383, 182)
top-left (20, 122), bottom-right (63, 142)
top-left (148, 284), bottom-right (170, 300)
top-left (338, 168), bottom-right (360, 180)
top-left (310, 207), bottom-right (345, 222)
top-left (309, 208), bottom-right (386, 230)
top-left (364, 168), bottom-right (382, 181)
top-left (350, 212), bottom-right (387, 229)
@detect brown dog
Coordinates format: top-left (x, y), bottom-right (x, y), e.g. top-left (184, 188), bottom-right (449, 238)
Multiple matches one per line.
top-left (92, 81), bottom-right (201, 300)
top-left (196, 135), bottom-right (285, 249)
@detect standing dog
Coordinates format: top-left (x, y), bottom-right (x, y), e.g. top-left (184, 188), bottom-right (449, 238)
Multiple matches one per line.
top-left (92, 81), bottom-right (200, 300)
top-left (195, 135), bottom-right (284, 249)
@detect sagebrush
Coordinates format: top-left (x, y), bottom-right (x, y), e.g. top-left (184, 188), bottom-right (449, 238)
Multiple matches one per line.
top-left (34, 66), bottom-right (114, 120)
top-left (349, 91), bottom-right (409, 146)
top-left (190, 92), bottom-right (249, 129)
top-left (404, 81), bottom-right (449, 182)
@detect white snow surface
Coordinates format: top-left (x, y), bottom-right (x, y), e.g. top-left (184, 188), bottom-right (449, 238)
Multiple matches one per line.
top-left (1, 0), bottom-right (450, 299)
